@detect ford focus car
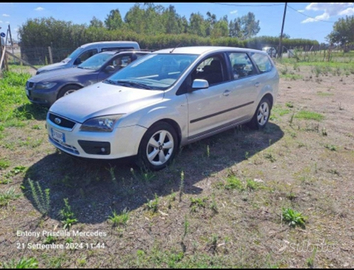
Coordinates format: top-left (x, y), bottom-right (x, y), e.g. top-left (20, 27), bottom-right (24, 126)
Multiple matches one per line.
top-left (46, 46), bottom-right (279, 171)
top-left (25, 50), bottom-right (150, 107)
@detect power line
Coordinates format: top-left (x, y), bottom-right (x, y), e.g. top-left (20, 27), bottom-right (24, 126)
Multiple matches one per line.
top-left (217, 3), bottom-right (284, 7)
top-left (287, 4), bottom-right (336, 23)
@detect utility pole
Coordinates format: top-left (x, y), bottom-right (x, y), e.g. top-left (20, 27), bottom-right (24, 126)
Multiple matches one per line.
top-left (278, 2), bottom-right (287, 59)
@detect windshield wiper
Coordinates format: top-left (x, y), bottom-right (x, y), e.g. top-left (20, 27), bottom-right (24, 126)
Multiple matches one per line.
top-left (104, 79), bottom-right (118, 85)
top-left (116, 80), bottom-right (152, 89)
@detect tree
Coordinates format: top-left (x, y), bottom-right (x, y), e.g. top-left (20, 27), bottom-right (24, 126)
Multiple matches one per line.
top-left (188, 13), bottom-right (207, 37)
top-left (240, 12), bottom-right (260, 40)
top-left (327, 15), bottom-right (354, 47)
top-left (89, 16), bottom-right (104, 28)
top-left (104, 9), bottom-right (123, 30)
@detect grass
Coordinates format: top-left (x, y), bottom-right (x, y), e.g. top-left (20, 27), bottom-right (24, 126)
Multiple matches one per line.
top-left (294, 110), bottom-right (324, 121)
top-left (0, 187), bottom-right (21, 206)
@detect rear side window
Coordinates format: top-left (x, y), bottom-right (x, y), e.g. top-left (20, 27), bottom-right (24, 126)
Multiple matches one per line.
top-left (250, 53), bottom-right (273, 73)
top-left (227, 52), bottom-right (256, 79)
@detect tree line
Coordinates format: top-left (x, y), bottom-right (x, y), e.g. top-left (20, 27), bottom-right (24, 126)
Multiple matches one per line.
top-left (18, 3), bottom-right (320, 64)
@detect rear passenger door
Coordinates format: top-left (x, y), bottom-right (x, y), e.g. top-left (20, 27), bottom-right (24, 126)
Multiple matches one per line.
top-left (226, 51), bottom-right (260, 119)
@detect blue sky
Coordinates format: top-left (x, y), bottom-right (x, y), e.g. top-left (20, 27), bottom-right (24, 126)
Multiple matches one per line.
top-left (1, 2), bottom-right (354, 44)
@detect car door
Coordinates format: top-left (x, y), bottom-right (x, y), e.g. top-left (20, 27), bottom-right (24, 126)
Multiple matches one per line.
top-left (226, 51), bottom-right (260, 120)
top-left (186, 54), bottom-right (236, 139)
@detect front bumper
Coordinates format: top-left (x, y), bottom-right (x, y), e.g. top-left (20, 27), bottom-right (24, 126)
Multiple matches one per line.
top-left (46, 113), bottom-right (147, 159)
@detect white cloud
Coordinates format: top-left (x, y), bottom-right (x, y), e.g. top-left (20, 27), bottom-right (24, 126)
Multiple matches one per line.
top-left (339, 7), bottom-right (354, 16)
top-left (230, 10), bottom-right (238, 15)
top-left (298, 10), bottom-right (305, 13)
top-left (303, 3), bottom-right (354, 23)
top-left (0, 20), bottom-right (3, 23)
top-left (35, 7), bottom-right (44, 11)
top-left (2, 14), bottom-right (10, 17)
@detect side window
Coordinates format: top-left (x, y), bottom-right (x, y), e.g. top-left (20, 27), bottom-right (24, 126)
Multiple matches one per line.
top-left (250, 53), bottom-right (273, 73)
top-left (191, 55), bottom-right (225, 85)
top-left (227, 52), bottom-right (256, 80)
top-left (77, 49), bottom-right (98, 64)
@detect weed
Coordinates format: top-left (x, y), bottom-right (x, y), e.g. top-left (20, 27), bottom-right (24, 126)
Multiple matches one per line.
top-left (59, 198), bottom-right (78, 229)
top-left (224, 175), bottom-right (245, 191)
top-left (190, 197), bottom-right (207, 212)
top-left (179, 171), bottom-right (184, 202)
top-left (324, 144), bottom-right (337, 151)
top-left (44, 236), bottom-right (57, 244)
top-left (0, 187), bottom-right (21, 207)
top-left (209, 194), bottom-right (218, 213)
top-left (27, 178), bottom-right (50, 215)
top-left (1, 257), bottom-right (38, 268)
top-left (108, 208), bottom-right (129, 227)
top-left (282, 207), bottom-right (307, 228)
top-left (0, 158), bottom-right (10, 170)
top-left (145, 193), bottom-right (159, 213)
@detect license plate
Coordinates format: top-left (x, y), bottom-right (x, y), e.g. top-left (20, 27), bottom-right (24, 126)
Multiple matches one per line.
top-left (51, 128), bottom-right (65, 144)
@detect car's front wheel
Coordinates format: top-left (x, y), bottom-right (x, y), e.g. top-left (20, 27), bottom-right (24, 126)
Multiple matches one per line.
top-left (249, 97), bottom-right (271, 129)
top-left (137, 122), bottom-right (178, 171)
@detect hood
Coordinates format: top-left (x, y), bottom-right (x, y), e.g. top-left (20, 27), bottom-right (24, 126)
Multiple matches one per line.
top-left (49, 82), bottom-right (164, 123)
top-left (37, 61), bottom-right (72, 74)
top-left (28, 67), bottom-right (93, 83)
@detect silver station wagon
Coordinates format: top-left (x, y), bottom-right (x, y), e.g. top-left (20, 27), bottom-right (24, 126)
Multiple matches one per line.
top-left (46, 46), bottom-right (279, 171)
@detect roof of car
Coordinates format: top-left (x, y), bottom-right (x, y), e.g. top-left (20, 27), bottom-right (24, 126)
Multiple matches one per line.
top-left (80, 41), bottom-right (139, 48)
top-left (153, 46), bottom-right (263, 55)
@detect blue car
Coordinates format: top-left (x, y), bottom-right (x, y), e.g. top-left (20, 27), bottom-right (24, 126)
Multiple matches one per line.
top-left (25, 50), bottom-right (151, 107)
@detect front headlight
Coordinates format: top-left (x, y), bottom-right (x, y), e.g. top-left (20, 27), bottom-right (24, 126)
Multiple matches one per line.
top-left (35, 82), bottom-right (57, 90)
top-left (80, 114), bottom-right (125, 132)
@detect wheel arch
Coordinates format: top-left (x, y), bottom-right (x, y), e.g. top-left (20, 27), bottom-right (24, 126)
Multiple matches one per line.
top-left (57, 83), bottom-right (84, 99)
top-left (146, 118), bottom-right (182, 149)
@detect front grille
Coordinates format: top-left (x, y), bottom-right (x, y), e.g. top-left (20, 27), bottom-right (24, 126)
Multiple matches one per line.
top-left (48, 113), bottom-right (76, 129)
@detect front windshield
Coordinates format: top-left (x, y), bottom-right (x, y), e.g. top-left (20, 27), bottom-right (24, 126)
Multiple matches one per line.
top-left (77, 53), bottom-right (113, 70)
top-left (104, 53), bottom-right (198, 90)
top-left (63, 46), bottom-right (84, 62)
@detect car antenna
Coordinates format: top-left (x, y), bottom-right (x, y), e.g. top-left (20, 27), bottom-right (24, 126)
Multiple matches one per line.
top-left (170, 43), bottom-right (181, 53)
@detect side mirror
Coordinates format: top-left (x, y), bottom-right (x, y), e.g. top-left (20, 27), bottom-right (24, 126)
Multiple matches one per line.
top-left (191, 79), bottom-right (209, 91)
top-left (105, 65), bottom-right (115, 72)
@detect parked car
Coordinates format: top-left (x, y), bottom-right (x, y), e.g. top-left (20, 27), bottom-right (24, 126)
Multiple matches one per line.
top-left (262, 47), bottom-right (277, 58)
top-left (36, 41), bottom-right (140, 75)
top-left (46, 46), bottom-right (279, 171)
top-left (26, 50), bottom-right (150, 107)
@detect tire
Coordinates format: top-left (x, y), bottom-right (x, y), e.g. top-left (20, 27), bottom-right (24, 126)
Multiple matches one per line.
top-left (248, 97), bottom-right (271, 129)
top-left (58, 85), bottom-right (81, 99)
top-left (137, 122), bottom-right (178, 171)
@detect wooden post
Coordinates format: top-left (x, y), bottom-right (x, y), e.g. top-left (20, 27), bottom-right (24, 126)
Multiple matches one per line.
top-left (48, 46), bottom-right (53, 64)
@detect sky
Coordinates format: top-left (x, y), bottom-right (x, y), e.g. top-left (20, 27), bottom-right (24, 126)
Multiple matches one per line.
top-left (1, 2), bottom-right (354, 44)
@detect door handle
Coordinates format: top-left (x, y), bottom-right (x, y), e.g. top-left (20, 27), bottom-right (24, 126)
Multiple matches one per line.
top-left (254, 82), bottom-right (260, 87)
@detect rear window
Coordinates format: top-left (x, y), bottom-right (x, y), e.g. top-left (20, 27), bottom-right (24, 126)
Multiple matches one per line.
top-left (250, 53), bottom-right (273, 73)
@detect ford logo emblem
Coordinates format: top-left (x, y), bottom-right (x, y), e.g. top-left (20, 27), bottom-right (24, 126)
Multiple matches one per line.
top-left (54, 117), bottom-right (61, 125)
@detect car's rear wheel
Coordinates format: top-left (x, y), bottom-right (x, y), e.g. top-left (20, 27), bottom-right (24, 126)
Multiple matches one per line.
top-left (58, 85), bottom-right (81, 99)
top-left (137, 122), bottom-right (178, 171)
top-left (249, 97), bottom-right (271, 129)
